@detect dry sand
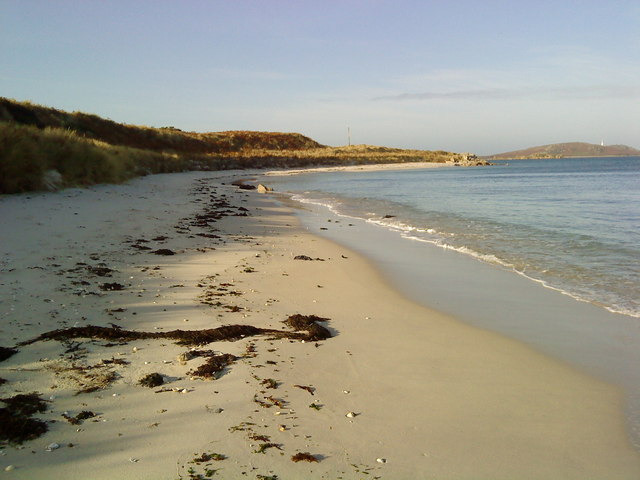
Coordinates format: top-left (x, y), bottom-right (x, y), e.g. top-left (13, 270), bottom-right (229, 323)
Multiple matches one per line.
top-left (263, 161), bottom-right (452, 176)
top-left (1, 171), bottom-right (639, 479)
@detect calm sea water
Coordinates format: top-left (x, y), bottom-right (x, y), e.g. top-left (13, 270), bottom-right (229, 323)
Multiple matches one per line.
top-left (268, 157), bottom-right (640, 319)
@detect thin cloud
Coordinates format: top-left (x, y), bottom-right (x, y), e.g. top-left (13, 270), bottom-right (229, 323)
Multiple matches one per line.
top-left (373, 85), bottom-right (640, 101)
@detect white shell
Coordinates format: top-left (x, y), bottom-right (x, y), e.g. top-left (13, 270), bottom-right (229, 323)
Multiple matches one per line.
top-left (346, 412), bottom-right (356, 418)
top-left (5, 465), bottom-right (15, 472)
top-left (376, 458), bottom-right (387, 464)
top-left (46, 443), bottom-right (60, 451)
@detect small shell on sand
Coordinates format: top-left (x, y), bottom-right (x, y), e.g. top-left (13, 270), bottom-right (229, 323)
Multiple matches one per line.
top-left (376, 458), bottom-right (387, 464)
top-left (346, 412), bottom-right (357, 418)
top-left (46, 443), bottom-right (60, 451)
top-left (5, 465), bottom-right (15, 472)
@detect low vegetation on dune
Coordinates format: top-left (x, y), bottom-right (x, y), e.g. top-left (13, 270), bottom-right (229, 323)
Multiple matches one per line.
top-left (0, 122), bottom-right (180, 193)
top-left (0, 97), bottom-right (473, 193)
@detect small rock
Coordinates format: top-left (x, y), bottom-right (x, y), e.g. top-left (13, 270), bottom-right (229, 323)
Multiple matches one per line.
top-left (46, 443), bottom-right (60, 451)
top-left (5, 465), bottom-right (15, 472)
top-left (376, 458), bottom-right (387, 464)
top-left (346, 412), bottom-right (357, 418)
top-left (129, 457), bottom-right (139, 463)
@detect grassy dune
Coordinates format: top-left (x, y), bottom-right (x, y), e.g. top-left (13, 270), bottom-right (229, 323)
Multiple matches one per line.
top-left (0, 97), bottom-right (473, 193)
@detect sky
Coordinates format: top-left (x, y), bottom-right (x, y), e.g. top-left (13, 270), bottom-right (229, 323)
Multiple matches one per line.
top-left (1, 0), bottom-right (639, 155)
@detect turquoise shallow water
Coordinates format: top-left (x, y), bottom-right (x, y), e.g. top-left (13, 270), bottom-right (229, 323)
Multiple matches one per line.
top-left (268, 157), bottom-right (640, 318)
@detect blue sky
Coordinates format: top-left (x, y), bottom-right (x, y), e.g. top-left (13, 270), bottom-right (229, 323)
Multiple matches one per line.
top-left (1, 0), bottom-right (639, 154)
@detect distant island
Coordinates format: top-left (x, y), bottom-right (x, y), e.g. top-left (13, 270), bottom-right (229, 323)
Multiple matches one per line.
top-left (0, 97), bottom-right (484, 194)
top-left (486, 142), bottom-right (640, 160)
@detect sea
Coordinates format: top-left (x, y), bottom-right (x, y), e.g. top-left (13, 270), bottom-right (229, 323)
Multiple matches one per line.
top-left (266, 156), bottom-right (640, 446)
top-left (270, 157), bottom-right (639, 318)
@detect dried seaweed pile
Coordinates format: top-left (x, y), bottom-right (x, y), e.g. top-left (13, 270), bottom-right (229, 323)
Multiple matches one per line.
top-left (19, 315), bottom-right (331, 348)
top-left (0, 393), bottom-right (49, 444)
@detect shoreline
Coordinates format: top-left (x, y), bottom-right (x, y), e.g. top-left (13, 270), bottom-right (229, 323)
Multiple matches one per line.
top-left (263, 161), bottom-right (455, 176)
top-left (1, 172), bottom-right (639, 478)
top-left (279, 181), bottom-right (640, 449)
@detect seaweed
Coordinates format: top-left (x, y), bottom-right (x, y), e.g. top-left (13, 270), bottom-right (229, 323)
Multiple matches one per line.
top-left (193, 452), bottom-right (226, 462)
top-left (62, 410), bottom-right (96, 425)
top-left (294, 384), bottom-right (315, 395)
top-left (151, 248), bottom-right (176, 256)
top-left (138, 372), bottom-right (164, 388)
top-left (0, 346), bottom-right (18, 362)
top-left (255, 442), bottom-right (282, 454)
top-left (0, 393), bottom-right (49, 444)
top-left (20, 314), bottom-right (333, 347)
top-left (188, 353), bottom-right (237, 379)
top-left (99, 282), bottom-right (126, 291)
top-left (284, 314), bottom-right (332, 341)
top-left (261, 378), bottom-right (278, 389)
top-left (1, 393), bottom-right (48, 416)
top-left (291, 452), bottom-right (319, 463)
top-left (86, 265), bottom-right (114, 277)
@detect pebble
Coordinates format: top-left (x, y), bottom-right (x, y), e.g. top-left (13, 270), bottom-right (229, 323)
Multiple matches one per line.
top-left (4, 465), bottom-right (14, 472)
top-left (129, 457), bottom-right (139, 463)
top-left (46, 443), bottom-right (60, 451)
top-left (376, 458), bottom-right (387, 464)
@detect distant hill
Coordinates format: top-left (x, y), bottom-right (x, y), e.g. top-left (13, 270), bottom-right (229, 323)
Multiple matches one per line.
top-left (487, 142), bottom-right (640, 160)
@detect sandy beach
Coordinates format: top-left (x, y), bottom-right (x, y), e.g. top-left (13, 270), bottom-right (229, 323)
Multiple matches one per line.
top-left (263, 161), bottom-right (453, 176)
top-left (1, 171), bottom-right (640, 479)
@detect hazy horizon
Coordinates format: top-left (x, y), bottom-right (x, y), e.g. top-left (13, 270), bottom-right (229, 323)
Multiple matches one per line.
top-left (2, 0), bottom-right (639, 155)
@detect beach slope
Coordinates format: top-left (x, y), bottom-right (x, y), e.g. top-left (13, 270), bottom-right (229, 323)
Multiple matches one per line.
top-left (0, 172), bottom-right (638, 479)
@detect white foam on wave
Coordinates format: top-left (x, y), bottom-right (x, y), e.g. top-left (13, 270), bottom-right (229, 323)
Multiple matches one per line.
top-left (288, 192), bottom-right (640, 319)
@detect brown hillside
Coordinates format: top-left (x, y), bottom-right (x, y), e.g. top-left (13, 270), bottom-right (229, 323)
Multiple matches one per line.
top-left (0, 97), bottom-right (324, 154)
top-left (0, 97), bottom-right (479, 193)
top-left (487, 142), bottom-right (640, 160)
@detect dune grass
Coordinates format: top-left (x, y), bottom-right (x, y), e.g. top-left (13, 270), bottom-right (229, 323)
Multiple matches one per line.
top-left (0, 122), bottom-right (185, 193)
top-left (0, 97), bottom-right (473, 194)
